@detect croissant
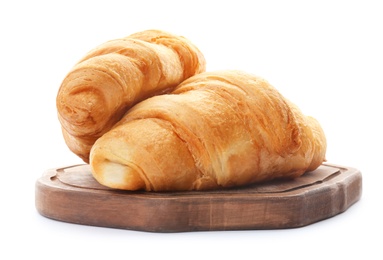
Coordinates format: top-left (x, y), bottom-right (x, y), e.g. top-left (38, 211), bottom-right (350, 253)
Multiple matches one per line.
top-left (89, 70), bottom-right (327, 191)
top-left (56, 30), bottom-right (206, 162)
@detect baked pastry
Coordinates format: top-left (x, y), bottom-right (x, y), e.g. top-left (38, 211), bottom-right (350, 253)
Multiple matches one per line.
top-left (90, 70), bottom-right (327, 191)
top-left (56, 30), bottom-right (206, 162)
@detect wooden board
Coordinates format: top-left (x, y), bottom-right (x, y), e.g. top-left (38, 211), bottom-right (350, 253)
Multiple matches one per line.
top-left (35, 163), bottom-right (362, 232)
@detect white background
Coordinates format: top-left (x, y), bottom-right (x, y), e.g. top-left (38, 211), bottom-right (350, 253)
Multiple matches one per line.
top-left (1, 0), bottom-right (381, 259)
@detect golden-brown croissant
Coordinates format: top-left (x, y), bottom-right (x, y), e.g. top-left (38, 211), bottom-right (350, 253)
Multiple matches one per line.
top-left (90, 70), bottom-right (327, 191)
top-left (56, 30), bottom-right (206, 162)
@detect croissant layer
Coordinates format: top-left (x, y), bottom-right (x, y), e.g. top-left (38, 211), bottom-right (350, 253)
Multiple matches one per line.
top-left (90, 70), bottom-right (327, 191)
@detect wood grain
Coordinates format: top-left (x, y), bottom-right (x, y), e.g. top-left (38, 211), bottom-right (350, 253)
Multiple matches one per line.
top-left (35, 164), bottom-right (362, 232)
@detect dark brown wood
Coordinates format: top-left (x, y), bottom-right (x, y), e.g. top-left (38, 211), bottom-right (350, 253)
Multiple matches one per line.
top-left (35, 163), bottom-right (362, 232)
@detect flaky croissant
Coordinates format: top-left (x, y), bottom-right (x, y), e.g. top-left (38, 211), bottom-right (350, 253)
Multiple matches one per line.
top-left (89, 70), bottom-right (327, 191)
top-left (56, 30), bottom-right (206, 162)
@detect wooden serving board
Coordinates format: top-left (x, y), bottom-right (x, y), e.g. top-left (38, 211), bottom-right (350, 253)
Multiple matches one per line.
top-left (35, 163), bottom-right (362, 232)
